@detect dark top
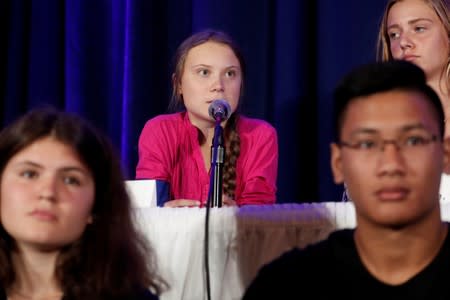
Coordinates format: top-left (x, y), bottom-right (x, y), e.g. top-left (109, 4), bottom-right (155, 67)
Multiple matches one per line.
top-left (0, 288), bottom-right (158, 300)
top-left (243, 226), bottom-right (450, 300)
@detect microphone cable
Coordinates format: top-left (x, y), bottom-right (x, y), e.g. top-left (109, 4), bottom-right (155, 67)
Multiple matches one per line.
top-left (204, 165), bottom-right (215, 300)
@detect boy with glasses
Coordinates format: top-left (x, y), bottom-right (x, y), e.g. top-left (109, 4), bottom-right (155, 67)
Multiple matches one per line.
top-left (243, 60), bottom-right (450, 299)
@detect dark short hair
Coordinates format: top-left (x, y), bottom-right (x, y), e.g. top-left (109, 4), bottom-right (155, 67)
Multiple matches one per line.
top-left (333, 60), bottom-right (445, 141)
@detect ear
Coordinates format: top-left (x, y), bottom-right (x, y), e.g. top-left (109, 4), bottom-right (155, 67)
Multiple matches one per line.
top-left (330, 143), bottom-right (344, 184)
top-left (443, 137), bottom-right (450, 174)
top-left (87, 215), bottom-right (93, 224)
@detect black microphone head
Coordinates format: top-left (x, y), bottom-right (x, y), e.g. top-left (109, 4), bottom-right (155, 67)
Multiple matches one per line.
top-left (208, 99), bottom-right (231, 121)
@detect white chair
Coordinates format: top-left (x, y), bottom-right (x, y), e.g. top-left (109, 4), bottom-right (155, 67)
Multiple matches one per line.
top-left (125, 179), bottom-right (157, 208)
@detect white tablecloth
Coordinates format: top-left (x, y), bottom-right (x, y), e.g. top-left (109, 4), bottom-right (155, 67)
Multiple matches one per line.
top-left (134, 202), bottom-right (450, 300)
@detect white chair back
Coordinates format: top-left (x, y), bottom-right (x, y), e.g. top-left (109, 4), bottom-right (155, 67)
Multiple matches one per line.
top-left (125, 179), bottom-right (157, 208)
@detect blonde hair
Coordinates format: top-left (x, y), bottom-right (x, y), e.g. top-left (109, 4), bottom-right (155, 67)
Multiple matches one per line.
top-left (376, 0), bottom-right (450, 92)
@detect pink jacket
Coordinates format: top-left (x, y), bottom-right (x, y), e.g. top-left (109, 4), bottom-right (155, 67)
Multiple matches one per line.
top-left (136, 112), bottom-right (278, 206)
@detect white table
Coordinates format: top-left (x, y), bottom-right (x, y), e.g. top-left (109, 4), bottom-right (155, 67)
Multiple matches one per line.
top-left (440, 174), bottom-right (450, 202)
top-left (134, 202), bottom-right (352, 300)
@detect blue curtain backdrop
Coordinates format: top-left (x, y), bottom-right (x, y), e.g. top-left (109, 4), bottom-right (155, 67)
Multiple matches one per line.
top-left (0, 0), bottom-right (388, 203)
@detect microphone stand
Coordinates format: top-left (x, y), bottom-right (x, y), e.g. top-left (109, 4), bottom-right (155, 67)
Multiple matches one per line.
top-left (209, 118), bottom-right (225, 207)
top-left (204, 117), bottom-right (225, 300)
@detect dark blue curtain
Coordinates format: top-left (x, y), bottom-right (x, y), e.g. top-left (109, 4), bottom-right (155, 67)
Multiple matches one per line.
top-left (0, 0), bottom-right (388, 203)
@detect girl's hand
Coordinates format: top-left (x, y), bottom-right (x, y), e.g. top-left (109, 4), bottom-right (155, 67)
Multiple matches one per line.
top-left (164, 199), bottom-right (201, 208)
top-left (222, 194), bottom-right (237, 206)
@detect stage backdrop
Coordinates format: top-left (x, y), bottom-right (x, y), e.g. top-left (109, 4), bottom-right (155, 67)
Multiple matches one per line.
top-left (0, 0), bottom-right (387, 203)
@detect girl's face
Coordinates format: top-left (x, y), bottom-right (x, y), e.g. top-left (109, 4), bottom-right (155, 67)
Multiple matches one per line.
top-left (387, 0), bottom-right (450, 81)
top-left (0, 136), bottom-right (94, 251)
top-left (178, 41), bottom-right (242, 126)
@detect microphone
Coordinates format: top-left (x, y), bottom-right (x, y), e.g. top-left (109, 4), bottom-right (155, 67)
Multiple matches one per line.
top-left (208, 99), bottom-right (231, 122)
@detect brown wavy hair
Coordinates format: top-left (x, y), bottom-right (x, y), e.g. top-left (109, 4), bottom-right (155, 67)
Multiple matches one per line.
top-left (376, 0), bottom-right (450, 95)
top-left (169, 29), bottom-right (245, 199)
top-left (0, 108), bottom-right (167, 299)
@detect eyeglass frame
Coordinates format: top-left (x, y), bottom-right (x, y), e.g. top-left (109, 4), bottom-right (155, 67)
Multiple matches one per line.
top-left (337, 134), bottom-right (440, 153)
